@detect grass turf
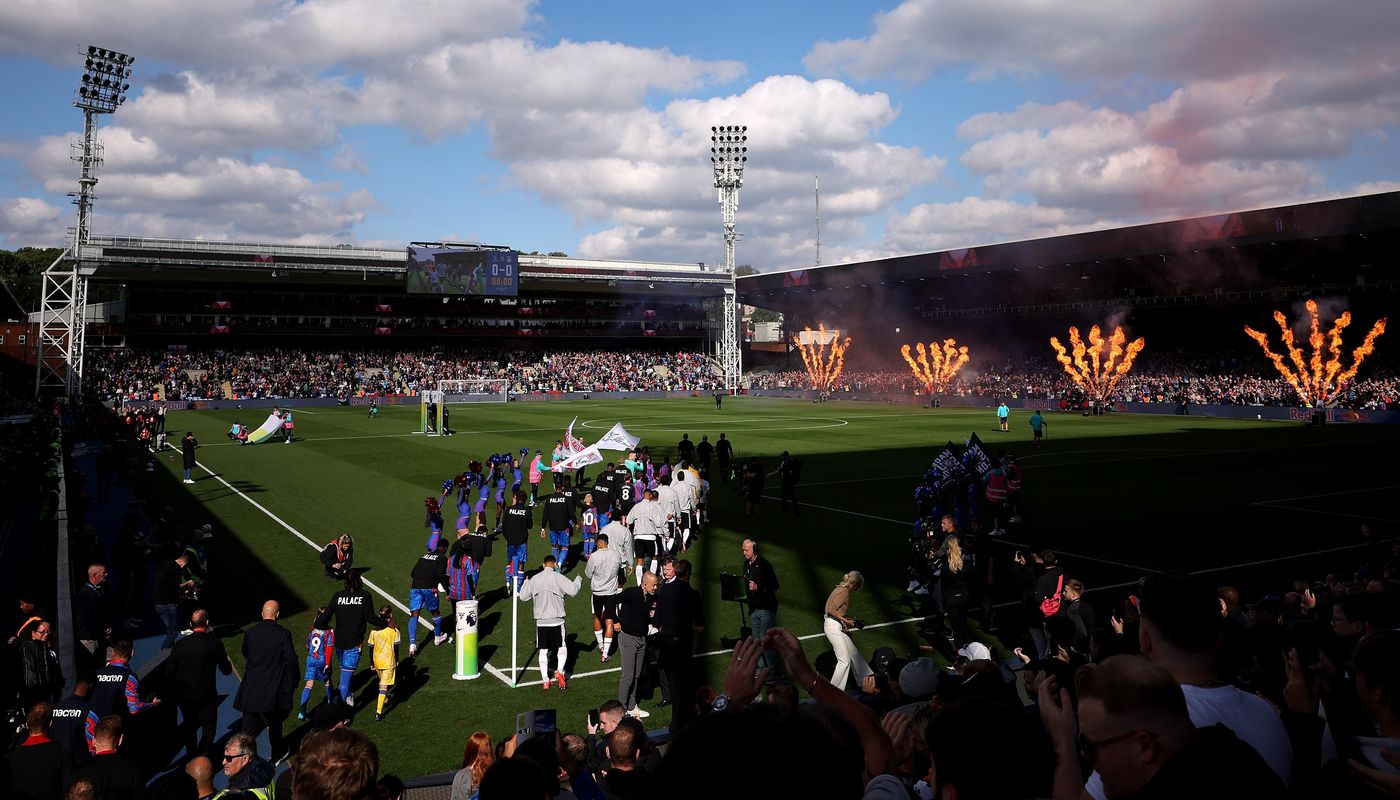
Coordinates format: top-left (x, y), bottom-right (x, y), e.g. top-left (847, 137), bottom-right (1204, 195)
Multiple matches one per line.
top-left (138, 396), bottom-right (1400, 777)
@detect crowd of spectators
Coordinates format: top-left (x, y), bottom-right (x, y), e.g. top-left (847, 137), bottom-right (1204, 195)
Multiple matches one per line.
top-left (86, 348), bottom-right (725, 401)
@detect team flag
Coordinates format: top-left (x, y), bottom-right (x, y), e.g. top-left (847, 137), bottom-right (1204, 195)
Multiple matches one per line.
top-left (595, 422), bottom-right (640, 451)
top-left (962, 432), bottom-right (995, 478)
top-left (563, 417), bottom-right (587, 454)
top-left (553, 445), bottom-right (603, 472)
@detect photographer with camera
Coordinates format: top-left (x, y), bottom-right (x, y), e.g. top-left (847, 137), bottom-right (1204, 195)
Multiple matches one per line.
top-left (823, 571), bottom-right (872, 691)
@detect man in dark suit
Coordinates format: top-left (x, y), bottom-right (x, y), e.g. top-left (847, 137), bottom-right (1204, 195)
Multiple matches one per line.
top-left (162, 608), bottom-right (231, 758)
top-left (233, 599), bottom-right (298, 763)
top-left (654, 559), bottom-right (704, 732)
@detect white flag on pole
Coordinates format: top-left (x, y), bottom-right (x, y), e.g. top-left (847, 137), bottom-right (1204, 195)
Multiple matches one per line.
top-left (596, 422), bottom-right (640, 451)
top-left (553, 444), bottom-right (603, 472)
top-left (563, 417), bottom-right (587, 454)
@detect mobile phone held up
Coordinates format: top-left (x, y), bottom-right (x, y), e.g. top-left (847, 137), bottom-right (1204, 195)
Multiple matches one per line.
top-left (515, 708), bottom-right (558, 746)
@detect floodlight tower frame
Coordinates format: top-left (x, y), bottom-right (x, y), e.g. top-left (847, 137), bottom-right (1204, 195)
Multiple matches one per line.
top-left (711, 124), bottom-right (747, 391)
top-left (37, 46), bottom-right (134, 398)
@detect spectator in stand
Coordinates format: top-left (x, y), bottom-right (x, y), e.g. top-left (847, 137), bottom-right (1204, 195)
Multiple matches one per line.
top-left (292, 727), bottom-right (378, 800)
top-left (1039, 654), bottom-right (1285, 799)
top-left (451, 731), bottom-right (494, 800)
top-left (921, 695), bottom-right (1055, 800)
top-left (598, 717), bottom-right (656, 799)
top-left (1094, 574), bottom-right (1294, 796)
top-left (223, 732), bottom-right (274, 791)
top-left (185, 756), bottom-right (217, 800)
top-left (584, 700), bottom-right (626, 774)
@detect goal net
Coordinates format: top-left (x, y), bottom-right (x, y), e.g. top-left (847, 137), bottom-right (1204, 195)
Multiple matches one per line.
top-left (416, 380), bottom-right (510, 435)
top-left (439, 378), bottom-right (511, 404)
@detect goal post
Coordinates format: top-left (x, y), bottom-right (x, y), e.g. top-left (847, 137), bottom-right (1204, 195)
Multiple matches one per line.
top-left (419, 379), bottom-right (510, 435)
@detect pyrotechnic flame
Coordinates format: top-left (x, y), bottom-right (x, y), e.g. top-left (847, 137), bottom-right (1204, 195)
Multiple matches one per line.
top-left (1244, 300), bottom-right (1387, 407)
top-left (900, 338), bottom-right (970, 393)
top-left (795, 324), bottom-right (853, 391)
top-left (1047, 324), bottom-right (1146, 402)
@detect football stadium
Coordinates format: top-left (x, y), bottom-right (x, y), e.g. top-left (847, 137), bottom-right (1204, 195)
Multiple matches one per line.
top-left (3, 14), bottom-right (1400, 800)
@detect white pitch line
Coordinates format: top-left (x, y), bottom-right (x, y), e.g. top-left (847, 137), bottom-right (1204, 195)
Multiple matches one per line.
top-left (190, 457), bottom-right (516, 687)
top-left (1252, 484), bottom-right (1400, 505)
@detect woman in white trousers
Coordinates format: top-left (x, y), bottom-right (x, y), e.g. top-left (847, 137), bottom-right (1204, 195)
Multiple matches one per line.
top-left (823, 571), bottom-right (873, 690)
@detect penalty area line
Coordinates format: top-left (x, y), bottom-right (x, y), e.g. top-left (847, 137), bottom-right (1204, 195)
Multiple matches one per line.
top-left (189, 458), bottom-right (517, 687)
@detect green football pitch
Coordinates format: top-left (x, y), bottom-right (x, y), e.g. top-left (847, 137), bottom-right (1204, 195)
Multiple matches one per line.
top-left (138, 397), bottom-right (1400, 777)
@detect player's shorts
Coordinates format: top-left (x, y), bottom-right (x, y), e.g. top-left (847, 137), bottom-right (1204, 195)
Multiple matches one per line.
top-left (592, 593), bottom-right (619, 622)
top-left (536, 624), bottom-right (564, 650)
top-left (634, 538), bottom-right (657, 562)
top-left (409, 588), bottom-right (440, 613)
top-left (336, 645), bottom-right (361, 671)
top-left (549, 530), bottom-right (571, 548)
top-left (377, 667), bottom-right (396, 688)
top-left (1033, 428), bottom-right (1043, 439)
top-left (304, 658), bottom-right (331, 683)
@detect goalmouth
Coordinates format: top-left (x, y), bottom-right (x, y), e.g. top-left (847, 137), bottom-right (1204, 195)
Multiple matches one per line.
top-left (418, 379), bottom-right (511, 435)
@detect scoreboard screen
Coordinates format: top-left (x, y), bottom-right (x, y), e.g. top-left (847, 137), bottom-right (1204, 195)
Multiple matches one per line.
top-left (406, 245), bottom-right (518, 297)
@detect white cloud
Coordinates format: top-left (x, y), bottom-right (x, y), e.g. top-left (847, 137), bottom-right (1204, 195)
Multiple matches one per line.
top-left (0, 197), bottom-right (65, 246)
top-left (804, 0), bottom-right (1399, 84)
top-left (0, 0), bottom-right (534, 70)
top-left (883, 196), bottom-right (1118, 253)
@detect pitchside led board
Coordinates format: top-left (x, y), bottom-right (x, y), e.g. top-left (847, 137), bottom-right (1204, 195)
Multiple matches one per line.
top-left (406, 245), bottom-right (519, 297)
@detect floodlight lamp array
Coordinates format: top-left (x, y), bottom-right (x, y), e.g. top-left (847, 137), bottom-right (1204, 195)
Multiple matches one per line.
top-left (710, 125), bottom-right (748, 167)
top-left (76, 46), bottom-right (135, 112)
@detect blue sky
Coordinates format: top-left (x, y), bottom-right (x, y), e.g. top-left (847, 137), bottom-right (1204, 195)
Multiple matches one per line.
top-left (1, 0), bottom-right (1396, 270)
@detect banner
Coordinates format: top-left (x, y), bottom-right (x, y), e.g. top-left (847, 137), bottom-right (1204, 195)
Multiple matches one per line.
top-left (962, 432), bottom-right (995, 479)
top-left (374, 326), bottom-right (392, 335)
top-left (248, 412), bottom-right (285, 444)
top-left (930, 444), bottom-right (966, 491)
top-left (374, 303), bottom-right (393, 313)
top-left (596, 422), bottom-right (640, 451)
top-left (210, 325), bottom-right (230, 334)
top-left (211, 300), bottom-right (231, 310)
top-left (553, 445), bottom-right (603, 472)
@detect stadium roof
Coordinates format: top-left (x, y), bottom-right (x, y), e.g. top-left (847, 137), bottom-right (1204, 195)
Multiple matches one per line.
top-left (737, 191), bottom-right (1400, 318)
top-left (77, 236), bottom-right (732, 297)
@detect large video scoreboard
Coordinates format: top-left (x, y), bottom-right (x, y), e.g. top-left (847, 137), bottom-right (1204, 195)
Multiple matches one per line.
top-left (406, 244), bottom-right (518, 297)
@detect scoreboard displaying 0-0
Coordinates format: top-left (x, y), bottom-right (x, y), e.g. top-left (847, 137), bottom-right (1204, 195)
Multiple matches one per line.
top-left (406, 245), bottom-right (518, 297)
